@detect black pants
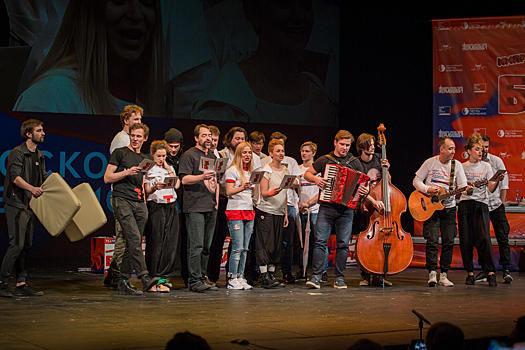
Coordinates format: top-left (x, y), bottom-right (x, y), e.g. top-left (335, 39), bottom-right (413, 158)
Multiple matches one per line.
top-left (477, 204), bottom-right (511, 270)
top-left (112, 197), bottom-right (149, 279)
top-left (423, 207), bottom-right (457, 273)
top-left (0, 204), bottom-right (35, 283)
top-left (255, 209), bottom-right (284, 267)
top-left (207, 196), bottom-right (228, 282)
top-left (458, 200), bottom-right (496, 273)
top-left (145, 201), bottom-right (179, 279)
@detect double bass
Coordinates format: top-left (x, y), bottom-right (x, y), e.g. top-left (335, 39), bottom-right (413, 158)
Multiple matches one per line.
top-left (355, 124), bottom-right (413, 277)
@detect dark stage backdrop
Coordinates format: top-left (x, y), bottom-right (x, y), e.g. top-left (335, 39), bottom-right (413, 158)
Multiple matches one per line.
top-left (0, 1), bottom-right (521, 264)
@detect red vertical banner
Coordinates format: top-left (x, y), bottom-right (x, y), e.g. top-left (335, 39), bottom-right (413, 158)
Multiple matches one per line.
top-left (433, 16), bottom-right (525, 203)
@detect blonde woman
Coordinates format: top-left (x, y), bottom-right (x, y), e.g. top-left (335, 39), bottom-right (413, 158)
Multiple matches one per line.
top-left (255, 139), bottom-right (289, 288)
top-left (14, 0), bottom-right (165, 117)
top-left (224, 142), bottom-right (255, 290)
top-left (144, 141), bottom-right (180, 292)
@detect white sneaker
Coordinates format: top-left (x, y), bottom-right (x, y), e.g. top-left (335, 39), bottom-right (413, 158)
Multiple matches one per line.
top-left (428, 271), bottom-right (437, 287)
top-left (227, 278), bottom-right (244, 290)
top-left (439, 272), bottom-right (454, 287)
top-left (239, 278), bottom-right (253, 290)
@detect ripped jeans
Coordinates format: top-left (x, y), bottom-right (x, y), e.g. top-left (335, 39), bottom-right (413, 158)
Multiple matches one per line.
top-left (227, 219), bottom-right (254, 278)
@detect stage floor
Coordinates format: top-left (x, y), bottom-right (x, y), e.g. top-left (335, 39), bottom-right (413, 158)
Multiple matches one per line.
top-left (0, 266), bottom-right (523, 350)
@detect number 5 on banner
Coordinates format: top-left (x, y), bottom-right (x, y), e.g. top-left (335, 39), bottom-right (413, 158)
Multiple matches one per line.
top-left (499, 75), bottom-right (525, 114)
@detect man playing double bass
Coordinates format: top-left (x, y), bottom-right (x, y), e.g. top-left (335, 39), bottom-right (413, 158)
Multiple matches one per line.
top-left (413, 137), bottom-right (468, 287)
top-left (305, 130), bottom-right (369, 289)
top-left (350, 133), bottom-right (392, 287)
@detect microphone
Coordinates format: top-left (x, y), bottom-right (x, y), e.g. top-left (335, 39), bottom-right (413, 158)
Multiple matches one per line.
top-left (412, 310), bottom-right (431, 325)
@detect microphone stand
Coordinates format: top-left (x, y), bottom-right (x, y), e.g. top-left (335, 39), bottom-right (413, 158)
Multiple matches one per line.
top-left (412, 309), bottom-right (431, 341)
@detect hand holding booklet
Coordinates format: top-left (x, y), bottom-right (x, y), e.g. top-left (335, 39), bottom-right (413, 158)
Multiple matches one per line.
top-left (279, 175), bottom-right (297, 189)
top-left (199, 156), bottom-right (229, 173)
top-left (490, 169), bottom-right (506, 181)
top-left (163, 176), bottom-right (179, 188)
top-left (138, 158), bottom-right (155, 172)
top-left (249, 171), bottom-right (265, 184)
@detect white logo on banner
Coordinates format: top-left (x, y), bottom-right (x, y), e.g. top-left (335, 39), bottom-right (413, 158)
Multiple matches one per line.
top-left (497, 130), bottom-right (523, 138)
top-left (473, 83), bottom-right (486, 92)
top-left (500, 152), bottom-right (512, 159)
top-left (462, 22), bottom-right (469, 29)
top-left (438, 106), bottom-right (451, 116)
top-left (462, 107), bottom-right (487, 116)
top-left (522, 151), bottom-right (525, 160)
top-left (439, 44), bottom-right (453, 51)
top-left (474, 128), bottom-right (487, 135)
top-left (462, 43), bottom-right (488, 51)
top-left (439, 130), bottom-right (463, 138)
top-left (462, 108), bottom-right (469, 115)
top-left (472, 64), bottom-right (487, 72)
top-left (439, 86), bottom-right (463, 94)
top-left (462, 151), bottom-right (469, 159)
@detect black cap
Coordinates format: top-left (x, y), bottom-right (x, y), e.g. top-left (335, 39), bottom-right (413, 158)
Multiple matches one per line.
top-left (164, 128), bottom-right (184, 143)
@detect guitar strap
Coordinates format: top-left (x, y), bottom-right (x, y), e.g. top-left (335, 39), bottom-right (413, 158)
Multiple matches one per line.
top-left (449, 160), bottom-right (455, 192)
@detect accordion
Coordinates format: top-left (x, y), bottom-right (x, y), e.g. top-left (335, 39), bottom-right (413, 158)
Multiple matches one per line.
top-left (319, 164), bottom-right (370, 209)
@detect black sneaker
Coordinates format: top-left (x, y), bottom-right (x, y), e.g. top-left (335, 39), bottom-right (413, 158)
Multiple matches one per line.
top-left (261, 272), bottom-right (279, 289)
top-left (294, 272), bottom-right (307, 281)
top-left (321, 271), bottom-right (328, 284)
top-left (0, 282), bottom-right (13, 298)
top-left (283, 272), bottom-right (295, 283)
top-left (15, 284), bottom-right (43, 296)
top-left (110, 277), bottom-right (119, 290)
top-left (117, 280), bottom-right (143, 295)
top-left (203, 281), bottom-right (219, 291)
top-left (271, 272), bottom-right (285, 287)
top-left (503, 270), bottom-right (513, 284)
top-left (475, 271), bottom-right (488, 283)
top-left (140, 275), bottom-right (159, 292)
top-left (488, 274), bottom-right (497, 287)
top-left (465, 275), bottom-right (475, 285)
top-left (103, 267), bottom-right (113, 288)
top-left (189, 281), bottom-right (210, 293)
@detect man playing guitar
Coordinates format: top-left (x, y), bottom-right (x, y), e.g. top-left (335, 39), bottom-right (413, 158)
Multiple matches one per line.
top-left (412, 137), bottom-right (470, 287)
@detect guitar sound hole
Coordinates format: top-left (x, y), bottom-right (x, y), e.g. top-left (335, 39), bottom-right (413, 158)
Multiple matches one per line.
top-left (431, 196), bottom-right (439, 204)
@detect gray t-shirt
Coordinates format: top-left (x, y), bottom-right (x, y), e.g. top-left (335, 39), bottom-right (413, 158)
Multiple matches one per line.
top-left (178, 146), bottom-right (217, 213)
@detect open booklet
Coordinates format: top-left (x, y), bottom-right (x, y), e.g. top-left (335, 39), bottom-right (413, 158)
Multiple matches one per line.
top-left (279, 174), bottom-right (298, 189)
top-left (163, 176), bottom-right (179, 188)
top-left (199, 156), bottom-right (229, 173)
top-left (249, 171), bottom-right (265, 184)
top-left (138, 158), bottom-right (155, 172)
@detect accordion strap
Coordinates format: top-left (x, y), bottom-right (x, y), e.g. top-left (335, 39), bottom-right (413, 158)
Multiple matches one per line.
top-left (324, 153), bottom-right (356, 167)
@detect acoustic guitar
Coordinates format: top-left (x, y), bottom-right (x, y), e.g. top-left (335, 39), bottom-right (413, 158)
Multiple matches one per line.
top-left (408, 179), bottom-right (488, 222)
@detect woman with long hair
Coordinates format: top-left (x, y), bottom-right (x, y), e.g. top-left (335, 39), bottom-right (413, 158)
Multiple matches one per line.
top-left (224, 142), bottom-right (255, 290)
top-left (14, 0), bottom-right (166, 117)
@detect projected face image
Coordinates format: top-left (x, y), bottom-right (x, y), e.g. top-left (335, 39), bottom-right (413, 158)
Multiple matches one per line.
top-left (106, 0), bottom-right (156, 64)
top-left (259, 0), bottom-right (314, 53)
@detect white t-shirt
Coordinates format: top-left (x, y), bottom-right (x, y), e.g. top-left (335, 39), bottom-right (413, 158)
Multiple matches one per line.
top-left (144, 165), bottom-right (178, 204)
top-left (483, 153), bottom-right (509, 211)
top-left (261, 155), bottom-right (300, 206)
top-left (224, 166), bottom-right (254, 211)
top-left (460, 160), bottom-right (493, 205)
top-left (413, 156), bottom-right (468, 209)
top-left (110, 130), bottom-right (130, 154)
top-left (299, 164), bottom-right (320, 213)
top-left (218, 148), bottom-right (262, 194)
top-left (257, 164), bottom-right (289, 215)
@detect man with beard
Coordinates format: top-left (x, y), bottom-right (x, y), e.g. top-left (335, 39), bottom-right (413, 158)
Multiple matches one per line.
top-left (179, 124), bottom-right (219, 292)
top-left (349, 133), bottom-right (392, 287)
top-left (0, 119), bottom-right (47, 297)
top-left (306, 130), bottom-right (369, 289)
top-left (475, 134), bottom-right (512, 284)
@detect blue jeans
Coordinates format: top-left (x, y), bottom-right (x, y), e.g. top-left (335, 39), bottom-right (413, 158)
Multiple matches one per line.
top-left (227, 219), bottom-right (254, 278)
top-left (311, 205), bottom-right (354, 280)
top-left (298, 211), bottom-right (328, 274)
top-left (185, 210), bottom-right (217, 285)
top-left (281, 205), bottom-right (296, 274)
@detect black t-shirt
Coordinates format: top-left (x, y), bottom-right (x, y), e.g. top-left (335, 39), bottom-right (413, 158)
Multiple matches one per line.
top-left (348, 153), bottom-right (383, 187)
top-left (312, 151), bottom-right (356, 212)
top-left (29, 150), bottom-right (41, 188)
top-left (109, 147), bottom-right (147, 202)
top-left (178, 146), bottom-right (217, 213)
